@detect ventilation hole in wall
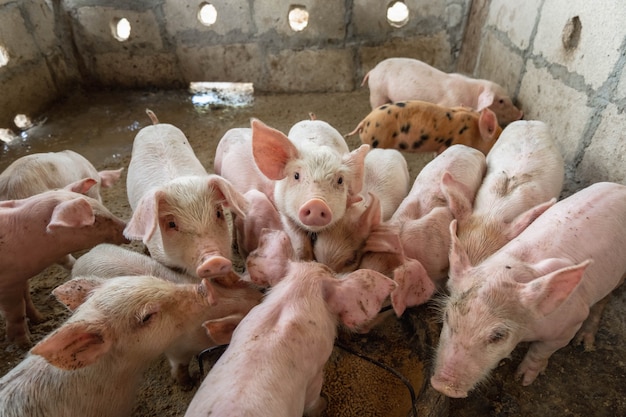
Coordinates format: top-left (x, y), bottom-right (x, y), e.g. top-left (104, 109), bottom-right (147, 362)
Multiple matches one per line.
top-left (189, 82), bottom-right (254, 109)
top-left (14, 114), bottom-right (33, 130)
top-left (387, 1), bottom-right (409, 28)
top-left (288, 5), bottom-right (309, 32)
top-left (198, 3), bottom-right (217, 27)
top-left (0, 45), bottom-right (9, 67)
top-left (111, 17), bottom-right (131, 42)
top-left (562, 16), bottom-right (582, 50)
top-left (0, 129), bottom-right (17, 144)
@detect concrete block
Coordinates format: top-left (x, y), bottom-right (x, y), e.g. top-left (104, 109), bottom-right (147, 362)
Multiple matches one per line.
top-left (616, 64), bottom-right (626, 101)
top-left (0, 61), bottom-right (57, 128)
top-left (163, 0), bottom-right (254, 38)
top-left (263, 48), bottom-right (354, 93)
top-left (253, 0), bottom-right (345, 40)
top-left (0, 3), bottom-right (41, 64)
top-left (91, 52), bottom-right (181, 88)
top-left (518, 62), bottom-right (592, 166)
top-left (23, 0), bottom-right (58, 53)
top-left (579, 103), bottom-right (626, 186)
top-left (475, 31), bottom-right (524, 98)
top-left (358, 32), bottom-right (453, 79)
top-left (486, 0), bottom-right (541, 51)
top-left (73, 6), bottom-right (163, 54)
top-left (176, 43), bottom-right (262, 84)
top-left (533, 0), bottom-right (625, 90)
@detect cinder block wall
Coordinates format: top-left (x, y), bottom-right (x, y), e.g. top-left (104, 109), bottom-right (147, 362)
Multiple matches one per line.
top-left (458, 0), bottom-right (626, 193)
top-left (1, 0), bottom-right (625, 193)
top-left (0, 0), bottom-right (470, 129)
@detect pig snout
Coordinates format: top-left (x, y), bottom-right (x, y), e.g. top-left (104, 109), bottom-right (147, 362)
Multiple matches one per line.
top-left (196, 255), bottom-right (232, 278)
top-left (298, 198), bottom-right (333, 228)
top-left (430, 373), bottom-right (469, 399)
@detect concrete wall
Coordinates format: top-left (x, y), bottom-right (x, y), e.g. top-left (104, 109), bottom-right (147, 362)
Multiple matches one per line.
top-left (1, 0), bottom-right (625, 193)
top-left (0, 0), bottom-right (471, 129)
top-left (458, 0), bottom-right (626, 193)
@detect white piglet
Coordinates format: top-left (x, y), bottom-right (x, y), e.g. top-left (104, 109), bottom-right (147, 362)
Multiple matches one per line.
top-left (443, 120), bottom-right (564, 264)
top-left (125, 110), bottom-right (248, 278)
top-left (363, 57), bottom-right (523, 125)
top-left (431, 182), bottom-right (626, 398)
top-left (0, 275), bottom-right (228, 417)
top-left (185, 229), bottom-right (396, 417)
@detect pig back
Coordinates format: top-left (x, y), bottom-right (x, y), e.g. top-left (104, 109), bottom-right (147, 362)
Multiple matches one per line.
top-left (127, 123), bottom-right (208, 209)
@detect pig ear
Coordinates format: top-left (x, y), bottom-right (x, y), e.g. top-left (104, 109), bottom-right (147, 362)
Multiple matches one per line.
top-left (246, 228), bottom-right (293, 286)
top-left (47, 197), bottom-right (95, 230)
top-left (203, 313), bottom-right (246, 345)
top-left (440, 171), bottom-right (474, 222)
top-left (31, 322), bottom-right (112, 370)
top-left (519, 260), bottom-right (591, 317)
top-left (200, 278), bottom-right (218, 306)
top-left (476, 89), bottom-right (495, 112)
top-left (358, 192), bottom-right (382, 229)
top-left (505, 198), bottom-right (556, 241)
top-left (323, 269), bottom-right (397, 330)
top-left (64, 178), bottom-right (98, 195)
top-left (98, 168), bottom-right (124, 188)
top-left (478, 108), bottom-right (500, 141)
top-left (344, 144), bottom-right (370, 197)
top-left (364, 223), bottom-right (402, 254)
top-left (448, 219), bottom-right (473, 285)
top-left (251, 118), bottom-right (299, 180)
top-left (390, 258), bottom-right (436, 317)
top-left (52, 276), bottom-right (108, 311)
top-left (207, 175), bottom-right (249, 218)
top-left (124, 190), bottom-right (163, 243)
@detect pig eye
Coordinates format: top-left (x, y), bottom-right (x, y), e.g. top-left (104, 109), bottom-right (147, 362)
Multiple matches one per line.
top-left (499, 99), bottom-right (504, 104)
top-left (337, 176), bottom-right (343, 185)
top-left (488, 328), bottom-right (508, 344)
top-left (294, 172), bottom-right (300, 180)
top-left (168, 221), bottom-right (176, 228)
top-left (216, 209), bottom-right (222, 219)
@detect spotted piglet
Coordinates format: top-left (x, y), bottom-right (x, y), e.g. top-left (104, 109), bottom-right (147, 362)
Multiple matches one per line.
top-left (185, 229), bottom-right (396, 417)
top-left (346, 101), bottom-right (502, 155)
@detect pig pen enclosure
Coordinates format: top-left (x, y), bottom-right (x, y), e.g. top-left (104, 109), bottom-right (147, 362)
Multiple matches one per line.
top-left (2, 1), bottom-right (626, 416)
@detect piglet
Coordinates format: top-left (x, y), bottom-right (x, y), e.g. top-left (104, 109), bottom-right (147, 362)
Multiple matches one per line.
top-left (442, 120), bottom-right (564, 264)
top-left (185, 229), bottom-right (397, 417)
top-left (125, 110), bottom-right (248, 278)
top-left (0, 275), bottom-right (228, 417)
top-left (431, 182), bottom-right (626, 398)
top-left (0, 178), bottom-right (128, 347)
top-left (363, 57), bottom-right (523, 125)
top-left (216, 118), bottom-right (369, 259)
top-left (0, 149), bottom-right (123, 203)
top-left (71, 243), bottom-right (263, 386)
top-left (346, 101), bottom-right (502, 155)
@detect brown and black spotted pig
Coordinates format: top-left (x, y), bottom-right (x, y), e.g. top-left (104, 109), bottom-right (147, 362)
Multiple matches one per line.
top-left (345, 100), bottom-right (503, 155)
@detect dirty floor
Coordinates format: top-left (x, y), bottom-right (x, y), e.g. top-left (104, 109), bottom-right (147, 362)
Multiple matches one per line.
top-left (0, 88), bottom-right (625, 417)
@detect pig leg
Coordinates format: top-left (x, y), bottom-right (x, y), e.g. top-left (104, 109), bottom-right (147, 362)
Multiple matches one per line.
top-left (1, 286), bottom-right (31, 347)
top-left (166, 355), bottom-right (195, 389)
top-left (23, 284), bottom-right (44, 324)
top-left (572, 294), bottom-right (612, 351)
top-left (515, 336), bottom-right (573, 386)
top-left (304, 370), bottom-right (327, 417)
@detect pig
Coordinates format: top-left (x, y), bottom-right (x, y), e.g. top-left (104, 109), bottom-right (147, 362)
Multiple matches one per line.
top-left (346, 101), bottom-right (502, 155)
top-left (313, 148), bottom-right (410, 271)
top-left (442, 120), bottom-right (564, 264)
top-left (316, 144), bottom-right (486, 281)
top-left (185, 228), bottom-right (397, 417)
top-left (431, 182), bottom-right (626, 398)
top-left (70, 243), bottom-right (263, 386)
top-left (0, 149), bottom-right (123, 268)
top-left (363, 57), bottom-right (523, 125)
top-left (125, 110), bottom-right (248, 278)
top-left (233, 189), bottom-right (283, 259)
top-left (0, 149), bottom-right (123, 203)
top-left (215, 118), bottom-right (369, 259)
top-left (0, 275), bottom-right (233, 417)
top-left (0, 178), bottom-right (128, 347)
